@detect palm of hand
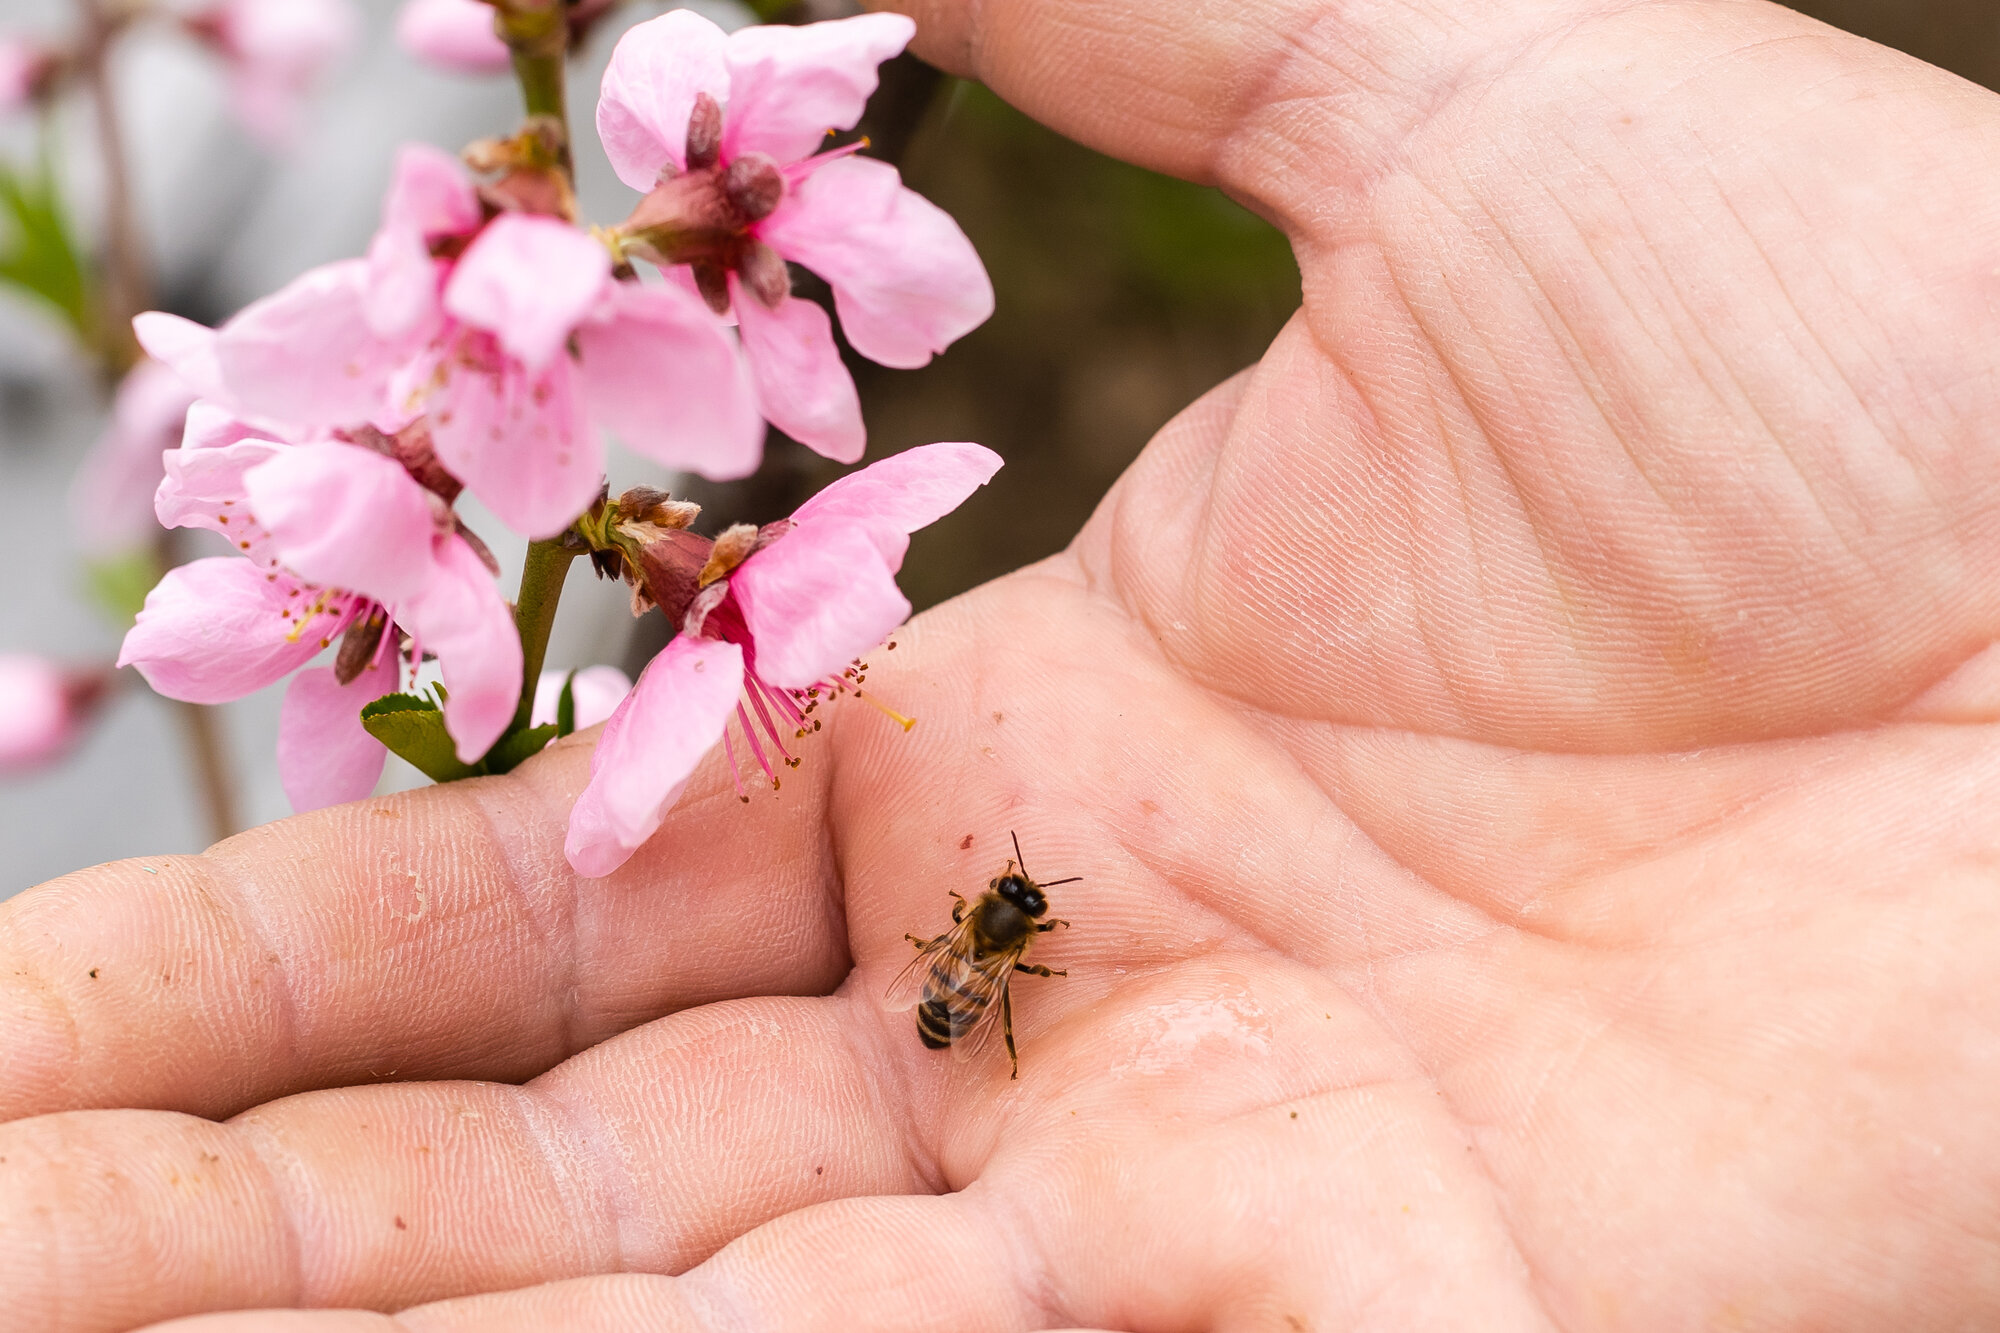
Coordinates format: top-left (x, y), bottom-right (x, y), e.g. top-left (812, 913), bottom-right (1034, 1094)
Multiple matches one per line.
top-left (7, 1), bottom-right (2000, 1329)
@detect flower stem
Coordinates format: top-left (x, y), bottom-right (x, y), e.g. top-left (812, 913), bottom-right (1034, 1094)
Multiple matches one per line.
top-left (172, 697), bottom-right (239, 846)
top-left (510, 537), bottom-right (578, 732)
top-left (76, 0), bottom-right (146, 374)
top-left (496, 1), bottom-right (573, 181)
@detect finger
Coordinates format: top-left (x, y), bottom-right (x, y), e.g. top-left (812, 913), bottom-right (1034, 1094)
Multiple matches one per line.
top-left (0, 995), bottom-right (923, 1333)
top-left (0, 729), bottom-right (849, 1124)
top-left (877, 0), bottom-right (1738, 222)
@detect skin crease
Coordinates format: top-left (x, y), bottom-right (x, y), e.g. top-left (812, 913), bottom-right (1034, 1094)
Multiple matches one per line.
top-left (4, 0), bottom-right (2000, 1326)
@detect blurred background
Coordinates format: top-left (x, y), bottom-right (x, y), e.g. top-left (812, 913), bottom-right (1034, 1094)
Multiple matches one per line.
top-left (0, 0), bottom-right (1991, 893)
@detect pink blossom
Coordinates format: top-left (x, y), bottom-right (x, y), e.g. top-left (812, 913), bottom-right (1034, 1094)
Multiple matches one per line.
top-left (136, 146), bottom-right (764, 541)
top-left (598, 10), bottom-right (993, 463)
top-left (120, 423), bottom-right (521, 809)
top-left (186, 0), bottom-right (359, 148)
top-left (0, 37), bottom-right (50, 112)
top-left (73, 359), bottom-right (199, 550)
top-left (564, 441), bottom-right (1000, 876)
top-left (395, 0), bottom-right (510, 75)
top-left (531, 664), bottom-right (633, 730)
top-left (0, 655), bottom-right (104, 772)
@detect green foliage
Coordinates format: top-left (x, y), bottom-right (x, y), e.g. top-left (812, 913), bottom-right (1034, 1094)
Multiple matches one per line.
top-left (555, 669), bottom-right (578, 737)
top-left (361, 689), bottom-right (560, 782)
top-left (83, 549), bottom-right (160, 627)
top-left (360, 693), bottom-right (481, 783)
top-left (0, 154), bottom-right (93, 344)
top-left (484, 723), bottom-right (556, 774)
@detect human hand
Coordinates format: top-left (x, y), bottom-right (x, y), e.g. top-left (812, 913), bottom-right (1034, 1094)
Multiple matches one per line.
top-left (8, 0), bottom-right (2000, 1327)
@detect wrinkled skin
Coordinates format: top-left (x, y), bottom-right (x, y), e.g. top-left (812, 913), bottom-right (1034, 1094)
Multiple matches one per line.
top-left (8, 0), bottom-right (2000, 1328)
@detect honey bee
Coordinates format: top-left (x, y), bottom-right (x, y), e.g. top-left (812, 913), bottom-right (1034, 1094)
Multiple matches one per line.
top-left (886, 833), bottom-right (1078, 1078)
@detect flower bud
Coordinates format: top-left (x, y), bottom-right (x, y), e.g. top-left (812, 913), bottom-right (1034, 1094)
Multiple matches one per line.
top-left (0, 655), bottom-right (106, 771)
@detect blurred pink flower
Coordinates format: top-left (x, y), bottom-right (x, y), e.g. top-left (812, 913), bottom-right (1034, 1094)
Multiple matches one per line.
top-left (72, 359), bottom-right (199, 550)
top-left (565, 441), bottom-right (1000, 876)
top-left (598, 10), bottom-right (993, 464)
top-left (395, 0), bottom-right (509, 74)
top-left (136, 145), bottom-right (763, 541)
top-left (0, 36), bottom-right (51, 112)
top-left (186, 0), bottom-right (359, 148)
top-left (530, 664), bottom-right (633, 730)
top-left (0, 654), bottom-right (105, 772)
top-left (120, 422), bottom-right (520, 809)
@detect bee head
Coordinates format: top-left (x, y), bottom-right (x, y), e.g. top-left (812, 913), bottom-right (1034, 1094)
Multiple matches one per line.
top-left (994, 873), bottom-right (1048, 918)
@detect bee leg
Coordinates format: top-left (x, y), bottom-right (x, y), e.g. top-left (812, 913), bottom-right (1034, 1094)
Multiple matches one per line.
top-left (949, 891), bottom-right (968, 923)
top-left (1002, 986), bottom-right (1019, 1080)
top-left (1014, 963), bottom-right (1066, 978)
top-left (905, 932), bottom-right (940, 950)
top-left (1036, 917), bottom-right (1071, 933)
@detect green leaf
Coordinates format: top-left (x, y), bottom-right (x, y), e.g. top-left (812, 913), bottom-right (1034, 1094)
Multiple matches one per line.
top-left (555, 669), bottom-right (578, 737)
top-left (361, 693), bottom-right (482, 783)
top-left (484, 723), bottom-right (556, 775)
top-left (0, 155), bottom-right (93, 343)
top-left (84, 550), bottom-right (161, 627)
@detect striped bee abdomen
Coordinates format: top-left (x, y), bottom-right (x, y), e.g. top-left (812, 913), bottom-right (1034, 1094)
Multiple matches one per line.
top-left (916, 957), bottom-right (996, 1048)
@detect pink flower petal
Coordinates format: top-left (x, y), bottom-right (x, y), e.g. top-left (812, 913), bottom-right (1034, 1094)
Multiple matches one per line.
top-left (133, 312), bottom-right (229, 403)
top-left (244, 441), bottom-right (440, 606)
top-left (391, 532), bottom-right (520, 761)
top-left (118, 557), bottom-right (347, 704)
top-left (0, 654), bottom-right (79, 770)
top-left (732, 519), bottom-right (909, 690)
top-left (0, 38), bottom-right (43, 111)
top-left (179, 401), bottom-right (269, 452)
top-left (530, 664), bottom-right (633, 730)
top-left (596, 8), bottom-right (729, 190)
top-left (761, 155), bottom-right (992, 369)
top-left (212, 0), bottom-right (357, 148)
top-left (444, 215), bottom-right (610, 372)
top-left (381, 141), bottom-right (484, 238)
top-left (576, 280), bottom-right (763, 481)
top-left (730, 280), bottom-right (863, 464)
top-left (721, 12), bottom-right (914, 165)
top-left (428, 334), bottom-right (603, 540)
top-left (75, 360), bottom-right (198, 549)
top-left (565, 635), bottom-right (743, 877)
top-left (215, 259), bottom-right (401, 427)
top-left (155, 437), bottom-right (286, 568)
top-left (790, 440), bottom-right (1002, 571)
top-left (362, 143), bottom-right (475, 341)
top-left (277, 653), bottom-right (396, 812)
top-left (395, 0), bottom-right (510, 74)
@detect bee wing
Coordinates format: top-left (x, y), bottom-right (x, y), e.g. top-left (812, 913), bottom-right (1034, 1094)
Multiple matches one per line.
top-left (951, 945), bottom-right (1027, 1064)
top-left (882, 920), bottom-right (972, 1013)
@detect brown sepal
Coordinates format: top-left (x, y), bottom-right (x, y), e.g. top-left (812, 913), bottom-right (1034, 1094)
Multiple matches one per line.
top-left (629, 527), bottom-right (715, 627)
top-left (699, 522), bottom-right (762, 587)
top-left (739, 242), bottom-right (792, 310)
top-left (685, 92), bottom-right (723, 172)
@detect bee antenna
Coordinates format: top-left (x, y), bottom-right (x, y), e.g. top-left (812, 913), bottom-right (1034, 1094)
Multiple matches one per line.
top-left (1011, 830), bottom-right (1028, 877)
top-left (1038, 876), bottom-right (1082, 887)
